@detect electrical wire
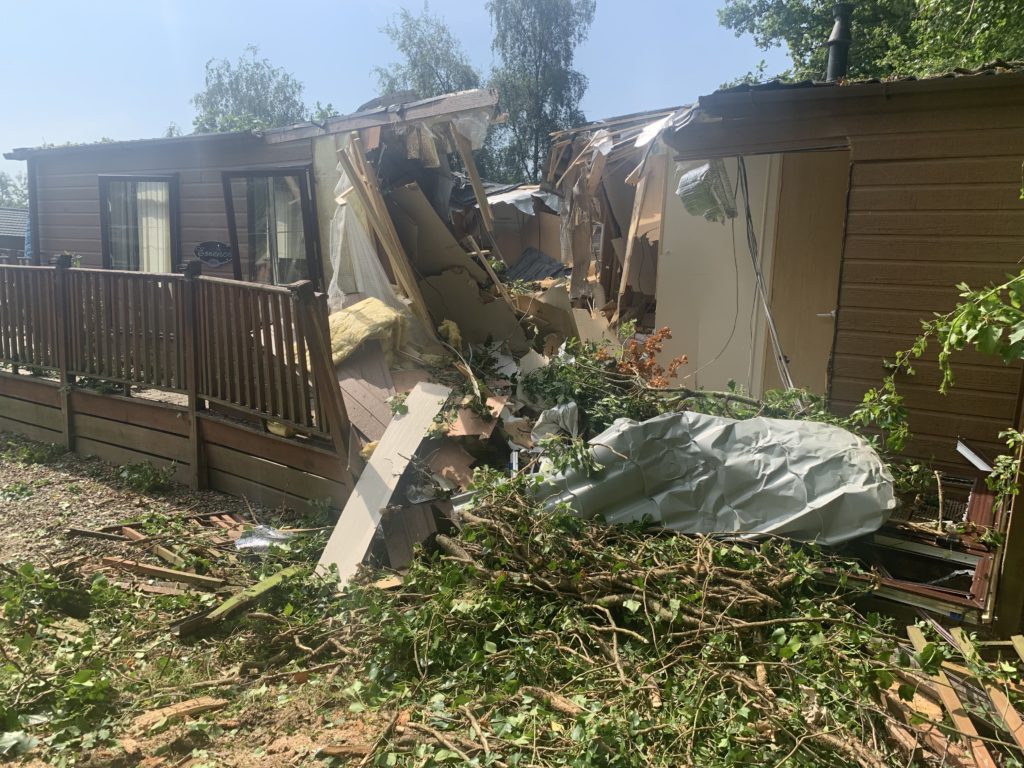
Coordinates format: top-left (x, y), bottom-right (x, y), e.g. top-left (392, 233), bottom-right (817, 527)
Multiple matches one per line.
top-left (681, 171), bottom-right (742, 383)
top-left (737, 156), bottom-right (796, 391)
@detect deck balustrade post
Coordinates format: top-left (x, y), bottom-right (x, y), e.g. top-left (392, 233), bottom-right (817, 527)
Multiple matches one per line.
top-left (181, 260), bottom-right (206, 489)
top-left (290, 281), bottom-right (350, 460)
top-left (53, 254), bottom-right (75, 451)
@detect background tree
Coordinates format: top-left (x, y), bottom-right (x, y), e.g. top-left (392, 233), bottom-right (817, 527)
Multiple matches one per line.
top-left (718, 0), bottom-right (916, 81)
top-left (192, 45), bottom-right (310, 133)
top-left (484, 0), bottom-right (596, 182)
top-left (376, 5), bottom-right (482, 99)
top-left (884, 0), bottom-right (1024, 75)
top-left (719, 0), bottom-right (1024, 82)
top-left (0, 172), bottom-right (28, 209)
top-left (310, 100), bottom-right (340, 124)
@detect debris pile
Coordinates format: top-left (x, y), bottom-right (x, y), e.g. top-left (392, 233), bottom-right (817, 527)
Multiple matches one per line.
top-left (337, 474), bottom-right (1024, 766)
top-left (1, 430), bottom-right (1024, 765)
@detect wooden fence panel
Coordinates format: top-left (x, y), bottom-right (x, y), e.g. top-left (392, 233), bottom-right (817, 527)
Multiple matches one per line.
top-left (0, 265), bottom-right (59, 370)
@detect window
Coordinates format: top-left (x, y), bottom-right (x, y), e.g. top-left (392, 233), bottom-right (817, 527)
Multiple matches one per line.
top-left (222, 169), bottom-right (321, 289)
top-left (100, 176), bottom-right (179, 272)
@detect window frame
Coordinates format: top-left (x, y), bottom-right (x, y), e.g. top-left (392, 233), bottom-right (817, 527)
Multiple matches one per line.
top-left (220, 166), bottom-right (322, 290)
top-left (98, 174), bottom-right (181, 271)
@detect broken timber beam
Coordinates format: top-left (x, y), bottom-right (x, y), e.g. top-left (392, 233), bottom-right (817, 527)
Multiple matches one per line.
top-left (171, 565), bottom-right (303, 638)
top-left (67, 527), bottom-right (130, 542)
top-left (449, 124), bottom-right (495, 233)
top-left (463, 235), bottom-right (515, 309)
top-left (906, 625), bottom-right (997, 768)
top-left (101, 557), bottom-right (224, 589)
top-left (317, 382), bottom-right (451, 587)
top-left (211, 565), bottom-right (302, 620)
top-left (950, 627), bottom-right (1024, 751)
top-left (132, 697), bottom-right (228, 733)
top-left (121, 526), bottom-right (187, 568)
top-left (336, 134), bottom-right (434, 333)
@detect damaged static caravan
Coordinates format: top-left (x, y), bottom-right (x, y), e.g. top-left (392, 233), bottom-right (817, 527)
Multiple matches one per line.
top-left (546, 64), bottom-right (1024, 629)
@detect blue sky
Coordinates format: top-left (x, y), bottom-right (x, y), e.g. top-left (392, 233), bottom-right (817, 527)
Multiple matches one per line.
top-left (0, 0), bottom-right (790, 174)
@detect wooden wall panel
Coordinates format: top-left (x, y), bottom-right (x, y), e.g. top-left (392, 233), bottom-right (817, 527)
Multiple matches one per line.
top-left (0, 386), bottom-right (350, 513)
top-left (0, 374), bottom-right (62, 443)
top-left (832, 117), bottom-right (1024, 469)
top-left (199, 415), bottom-right (347, 482)
top-left (205, 444), bottom-right (346, 503)
top-left (75, 436), bottom-right (191, 485)
top-left (72, 413), bottom-right (190, 463)
top-left (662, 77), bottom-right (1024, 471)
top-left (0, 413), bottom-right (61, 444)
top-left (0, 374), bottom-right (60, 407)
top-left (32, 136), bottom-right (312, 266)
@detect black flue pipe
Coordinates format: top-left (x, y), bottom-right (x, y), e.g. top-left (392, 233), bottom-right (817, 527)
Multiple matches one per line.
top-left (826, 3), bottom-right (854, 82)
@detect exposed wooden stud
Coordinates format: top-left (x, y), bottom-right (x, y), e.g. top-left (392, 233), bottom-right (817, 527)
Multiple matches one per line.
top-left (614, 171), bottom-right (649, 322)
top-left (336, 133), bottom-right (434, 333)
top-left (462, 235), bottom-right (515, 308)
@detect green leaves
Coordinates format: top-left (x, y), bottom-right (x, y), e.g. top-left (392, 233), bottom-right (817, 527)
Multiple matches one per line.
top-left (914, 641), bottom-right (947, 676)
top-left (718, 0), bottom-right (1024, 82)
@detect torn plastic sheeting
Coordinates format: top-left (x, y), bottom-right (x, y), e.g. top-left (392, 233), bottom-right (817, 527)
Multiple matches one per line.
top-left (539, 411), bottom-right (895, 546)
top-left (450, 109), bottom-right (492, 150)
top-left (235, 525), bottom-right (293, 554)
top-left (531, 402), bottom-right (580, 443)
top-left (327, 166), bottom-right (407, 315)
top-left (486, 186), bottom-right (562, 216)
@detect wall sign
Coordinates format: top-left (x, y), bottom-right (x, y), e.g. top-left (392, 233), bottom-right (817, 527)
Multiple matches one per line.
top-left (194, 241), bottom-right (233, 268)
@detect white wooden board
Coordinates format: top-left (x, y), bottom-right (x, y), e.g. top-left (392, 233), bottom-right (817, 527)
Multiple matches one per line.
top-left (317, 381), bottom-right (451, 586)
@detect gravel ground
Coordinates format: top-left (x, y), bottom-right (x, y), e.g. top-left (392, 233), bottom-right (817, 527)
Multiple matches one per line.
top-left (0, 430), bottom-right (277, 567)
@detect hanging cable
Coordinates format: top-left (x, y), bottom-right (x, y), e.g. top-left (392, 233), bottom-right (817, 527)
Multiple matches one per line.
top-left (737, 156), bottom-right (796, 391)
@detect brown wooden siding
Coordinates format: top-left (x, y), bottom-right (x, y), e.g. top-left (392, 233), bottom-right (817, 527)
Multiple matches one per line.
top-left (32, 137), bottom-right (312, 274)
top-left (671, 77), bottom-right (1024, 470)
top-left (834, 112), bottom-right (1024, 469)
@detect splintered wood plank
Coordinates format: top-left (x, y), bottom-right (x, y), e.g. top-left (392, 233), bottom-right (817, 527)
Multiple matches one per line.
top-left (449, 124), bottom-right (494, 232)
top-left (1012, 635), bottom-right (1024, 664)
top-left (906, 626), bottom-right (997, 768)
top-left (132, 697), bottom-right (227, 732)
top-left (101, 557), bottom-right (224, 589)
top-left (317, 382), bottom-right (450, 586)
top-left (950, 627), bottom-right (1024, 750)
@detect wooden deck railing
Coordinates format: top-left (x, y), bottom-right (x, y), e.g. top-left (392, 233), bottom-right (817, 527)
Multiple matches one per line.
top-left (0, 258), bottom-right (348, 452)
top-left (0, 265), bottom-right (59, 370)
top-left (195, 276), bottom-right (339, 438)
top-left (67, 268), bottom-right (186, 391)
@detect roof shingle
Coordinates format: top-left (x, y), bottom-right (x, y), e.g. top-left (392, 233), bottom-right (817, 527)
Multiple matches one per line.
top-left (0, 207), bottom-right (27, 240)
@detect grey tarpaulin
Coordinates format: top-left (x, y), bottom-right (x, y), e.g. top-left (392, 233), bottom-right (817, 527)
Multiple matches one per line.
top-left (539, 411), bottom-right (895, 546)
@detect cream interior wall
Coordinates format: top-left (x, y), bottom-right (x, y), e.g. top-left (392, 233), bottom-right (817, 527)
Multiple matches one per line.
top-left (760, 150), bottom-right (849, 395)
top-left (655, 154), bottom-right (781, 396)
